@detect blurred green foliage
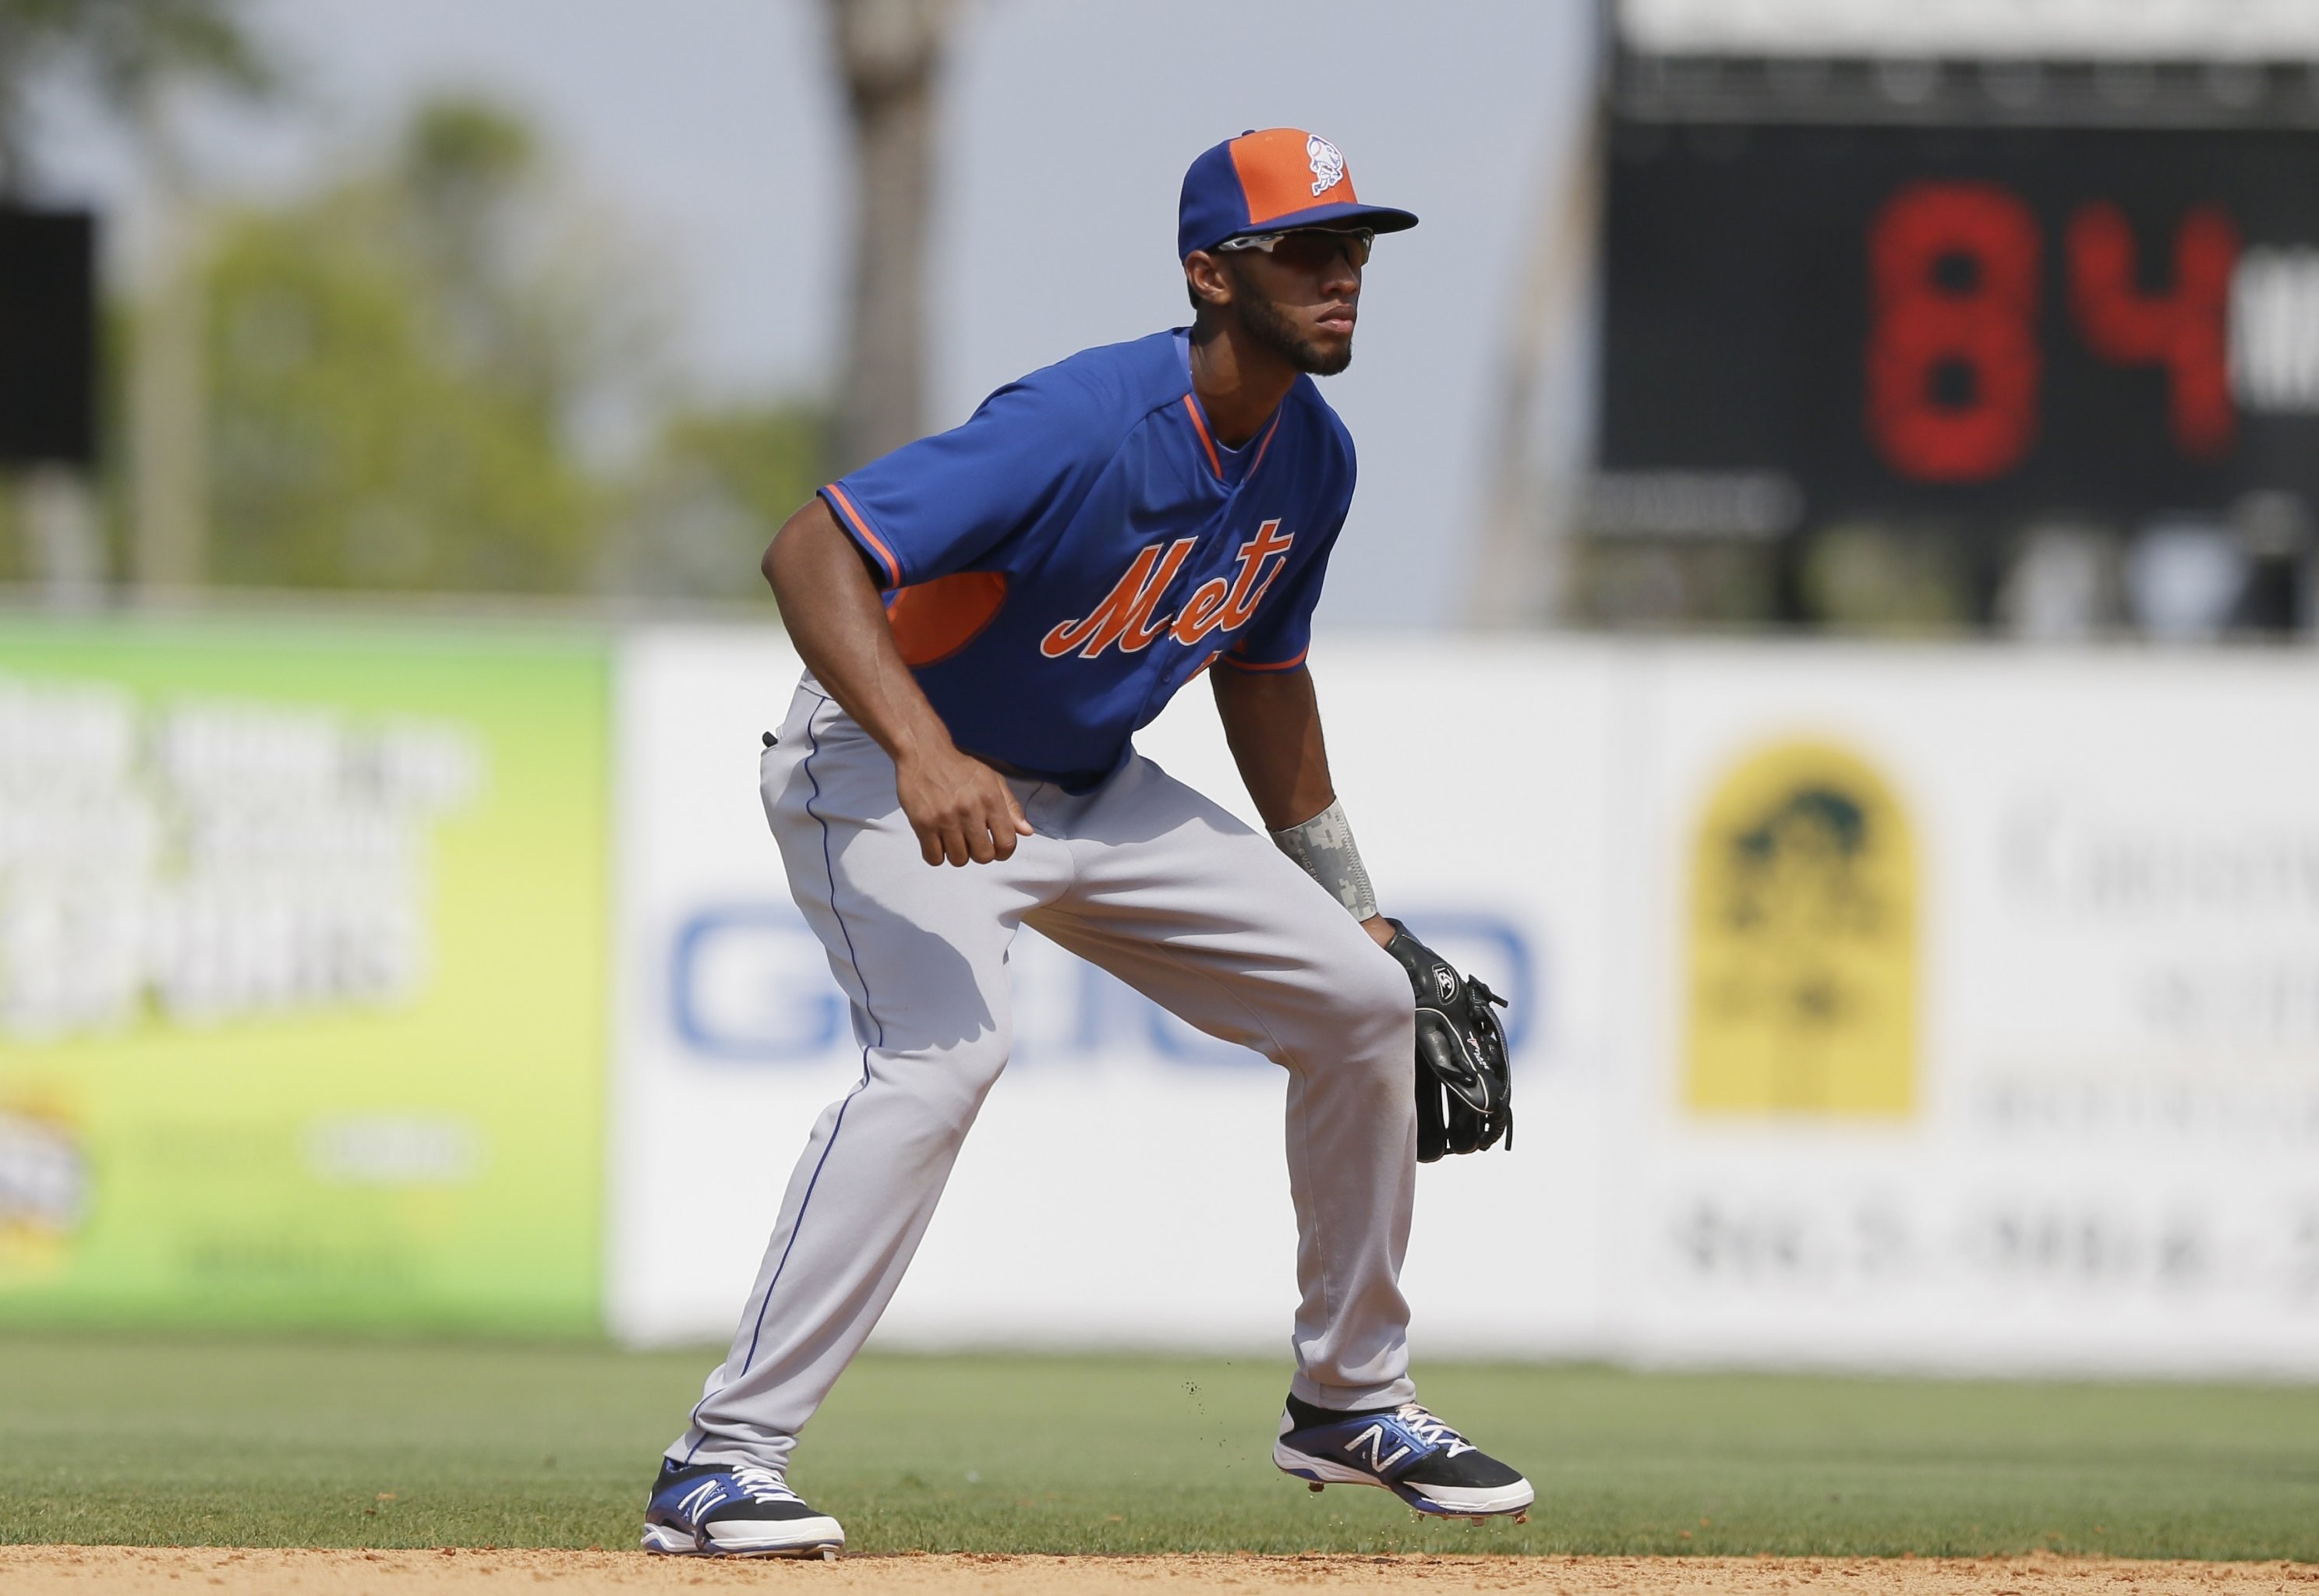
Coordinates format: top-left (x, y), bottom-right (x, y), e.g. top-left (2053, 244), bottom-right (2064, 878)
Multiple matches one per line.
top-left (0, 0), bottom-right (827, 603)
top-left (201, 100), bottom-right (606, 591)
top-left (186, 95), bottom-right (826, 600)
top-left (0, 0), bottom-right (270, 194)
top-left (603, 404), bottom-right (829, 600)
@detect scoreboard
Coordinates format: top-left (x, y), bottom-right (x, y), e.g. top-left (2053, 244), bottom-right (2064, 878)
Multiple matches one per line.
top-left (1594, 0), bottom-right (2319, 562)
top-left (1597, 123), bottom-right (2319, 528)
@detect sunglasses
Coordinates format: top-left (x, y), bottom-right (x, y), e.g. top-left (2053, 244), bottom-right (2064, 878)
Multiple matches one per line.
top-left (1214, 227), bottom-right (1375, 270)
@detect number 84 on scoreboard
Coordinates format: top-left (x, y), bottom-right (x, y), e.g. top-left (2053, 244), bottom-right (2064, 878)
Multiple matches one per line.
top-left (1597, 126), bottom-right (2319, 521)
top-left (1865, 180), bottom-right (2317, 483)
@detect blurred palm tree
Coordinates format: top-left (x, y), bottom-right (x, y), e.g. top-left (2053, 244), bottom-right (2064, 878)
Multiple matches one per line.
top-left (825, 0), bottom-right (952, 475)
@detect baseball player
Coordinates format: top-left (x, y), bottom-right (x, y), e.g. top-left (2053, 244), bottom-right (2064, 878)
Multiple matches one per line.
top-left (642, 128), bottom-right (1525, 1559)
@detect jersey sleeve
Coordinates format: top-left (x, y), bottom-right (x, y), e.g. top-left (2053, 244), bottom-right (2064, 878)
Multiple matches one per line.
top-left (1221, 518), bottom-right (1342, 672)
top-left (818, 365), bottom-right (1111, 590)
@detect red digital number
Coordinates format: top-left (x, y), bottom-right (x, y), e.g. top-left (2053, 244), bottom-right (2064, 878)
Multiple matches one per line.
top-left (1865, 182), bottom-right (2043, 482)
top-left (2066, 202), bottom-right (2239, 460)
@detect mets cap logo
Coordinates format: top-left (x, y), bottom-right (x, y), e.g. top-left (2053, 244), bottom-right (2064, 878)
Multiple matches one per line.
top-left (1306, 135), bottom-right (1345, 196)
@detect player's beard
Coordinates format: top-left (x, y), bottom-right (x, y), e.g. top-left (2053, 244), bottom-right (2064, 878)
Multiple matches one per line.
top-left (1230, 284), bottom-right (1353, 377)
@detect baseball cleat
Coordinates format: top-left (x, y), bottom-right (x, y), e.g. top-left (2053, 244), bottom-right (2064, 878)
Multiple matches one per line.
top-left (641, 1457), bottom-right (845, 1557)
top-left (1273, 1396), bottom-right (1535, 1518)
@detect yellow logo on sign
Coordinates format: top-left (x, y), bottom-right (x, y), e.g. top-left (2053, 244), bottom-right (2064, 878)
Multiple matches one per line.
top-left (0, 1099), bottom-right (89, 1282)
top-left (1684, 740), bottom-right (1917, 1117)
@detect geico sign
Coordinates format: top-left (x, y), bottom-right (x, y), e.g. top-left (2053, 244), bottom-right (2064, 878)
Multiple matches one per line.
top-left (668, 904), bottom-right (1540, 1067)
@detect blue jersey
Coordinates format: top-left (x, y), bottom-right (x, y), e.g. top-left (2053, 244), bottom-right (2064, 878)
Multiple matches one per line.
top-left (819, 329), bottom-right (1354, 790)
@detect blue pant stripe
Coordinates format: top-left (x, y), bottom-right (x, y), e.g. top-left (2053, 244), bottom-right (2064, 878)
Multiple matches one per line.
top-left (684, 695), bottom-right (882, 1457)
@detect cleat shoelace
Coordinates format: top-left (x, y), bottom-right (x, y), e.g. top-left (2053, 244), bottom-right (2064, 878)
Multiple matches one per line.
top-left (1391, 1404), bottom-right (1476, 1459)
top-left (726, 1464), bottom-right (802, 1504)
top-left (674, 1463), bottom-right (801, 1521)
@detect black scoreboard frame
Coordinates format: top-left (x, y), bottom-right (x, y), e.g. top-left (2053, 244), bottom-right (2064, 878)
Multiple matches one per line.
top-left (1591, 5), bottom-right (2319, 631)
top-left (1596, 119), bottom-right (2319, 530)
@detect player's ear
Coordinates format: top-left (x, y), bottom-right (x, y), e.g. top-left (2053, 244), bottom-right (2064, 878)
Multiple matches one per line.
top-left (1184, 249), bottom-right (1234, 311)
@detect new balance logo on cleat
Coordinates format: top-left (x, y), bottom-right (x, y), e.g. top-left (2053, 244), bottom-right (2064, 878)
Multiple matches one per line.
top-left (640, 1458), bottom-right (845, 1559)
top-left (1345, 1424), bottom-right (1415, 1473)
top-left (1273, 1396), bottom-right (1535, 1520)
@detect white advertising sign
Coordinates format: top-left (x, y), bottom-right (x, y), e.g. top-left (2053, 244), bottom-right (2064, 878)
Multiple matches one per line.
top-left (610, 631), bottom-right (2319, 1374)
top-left (606, 630), bottom-right (1617, 1355)
top-left (1618, 646), bottom-right (2319, 1374)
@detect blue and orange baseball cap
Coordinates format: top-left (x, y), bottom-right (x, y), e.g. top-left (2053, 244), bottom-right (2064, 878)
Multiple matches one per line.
top-left (1177, 128), bottom-right (1418, 260)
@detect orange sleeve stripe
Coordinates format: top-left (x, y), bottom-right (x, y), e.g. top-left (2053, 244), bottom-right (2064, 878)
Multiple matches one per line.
top-left (1218, 645), bottom-right (1310, 673)
top-left (822, 483), bottom-right (902, 588)
top-left (1181, 395), bottom-right (1224, 480)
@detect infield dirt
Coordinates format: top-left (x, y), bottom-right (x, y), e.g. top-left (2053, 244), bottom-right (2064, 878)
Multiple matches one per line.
top-left (4, 1550), bottom-right (2315, 1595)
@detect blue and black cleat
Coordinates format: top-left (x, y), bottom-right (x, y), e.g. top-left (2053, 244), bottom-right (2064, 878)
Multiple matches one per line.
top-left (640, 1457), bottom-right (844, 1558)
top-left (1272, 1396), bottom-right (1534, 1520)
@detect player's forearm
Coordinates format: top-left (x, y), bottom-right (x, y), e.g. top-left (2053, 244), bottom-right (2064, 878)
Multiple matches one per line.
top-left (1213, 666), bottom-right (1394, 948)
top-left (762, 500), bottom-right (957, 768)
top-left (1211, 665), bottom-right (1334, 830)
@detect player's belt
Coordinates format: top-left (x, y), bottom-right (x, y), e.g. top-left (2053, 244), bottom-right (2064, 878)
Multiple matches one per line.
top-left (963, 748), bottom-right (1116, 794)
top-left (969, 751), bottom-right (1051, 783)
top-left (967, 750), bottom-right (1120, 790)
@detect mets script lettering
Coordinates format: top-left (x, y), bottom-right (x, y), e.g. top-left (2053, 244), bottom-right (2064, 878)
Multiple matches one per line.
top-left (1041, 521), bottom-right (1295, 660)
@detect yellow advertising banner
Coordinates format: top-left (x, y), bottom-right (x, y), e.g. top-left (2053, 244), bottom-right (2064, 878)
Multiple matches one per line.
top-left (0, 614), bottom-right (607, 1333)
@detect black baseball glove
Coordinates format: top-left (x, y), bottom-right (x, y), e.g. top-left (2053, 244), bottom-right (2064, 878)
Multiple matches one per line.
top-left (1383, 919), bottom-right (1513, 1162)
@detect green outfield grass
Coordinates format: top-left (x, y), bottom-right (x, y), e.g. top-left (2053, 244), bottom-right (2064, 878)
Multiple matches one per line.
top-left (1, 1336), bottom-right (2314, 1559)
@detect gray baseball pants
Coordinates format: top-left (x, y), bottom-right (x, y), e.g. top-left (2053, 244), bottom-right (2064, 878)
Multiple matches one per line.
top-left (667, 681), bottom-right (1419, 1472)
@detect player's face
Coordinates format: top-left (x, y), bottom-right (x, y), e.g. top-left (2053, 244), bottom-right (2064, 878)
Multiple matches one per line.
top-left (1220, 234), bottom-right (1364, 376)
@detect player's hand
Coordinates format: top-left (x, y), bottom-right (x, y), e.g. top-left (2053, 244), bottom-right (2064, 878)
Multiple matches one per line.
top-left (895, 743), bottom-right (1034, 867)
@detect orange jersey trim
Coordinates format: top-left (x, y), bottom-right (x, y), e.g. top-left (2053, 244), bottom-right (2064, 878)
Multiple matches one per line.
top-left (822, 483), bottom-right (902, 589)
top-left (1180, 395), bottom-right (1223, 480)
top-left (887, 570), bottom-right (1008, 668)
top-left (1244, 413), bottom-right (1283, 483)
top-left (1218, 645), bottom-right (1310, 673)
top-left (1184, 397), bottom-right (1285, 486)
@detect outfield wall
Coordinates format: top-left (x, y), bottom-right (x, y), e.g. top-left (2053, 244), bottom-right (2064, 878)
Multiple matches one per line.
top-left (3, 615), bottom-right (2314, 1370)
top-left (608, 630), bottom-right (2319, 1375)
